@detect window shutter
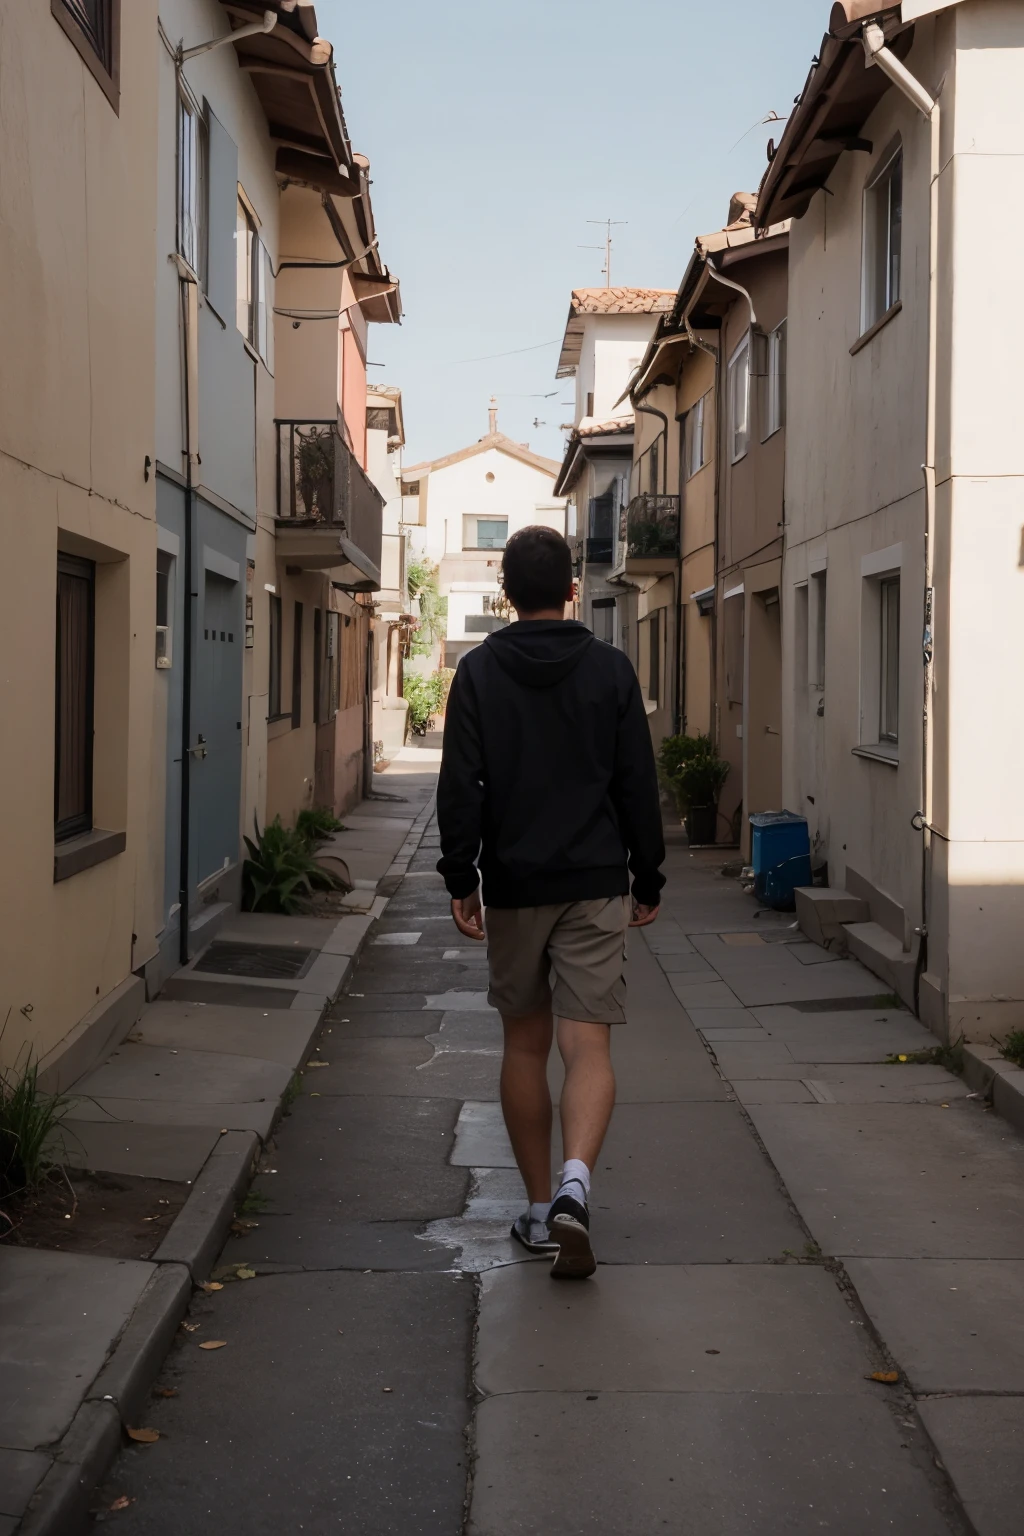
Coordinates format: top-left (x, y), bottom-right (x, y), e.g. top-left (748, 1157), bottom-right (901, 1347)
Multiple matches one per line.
top-left (206, 106), bottom-right (238, 322)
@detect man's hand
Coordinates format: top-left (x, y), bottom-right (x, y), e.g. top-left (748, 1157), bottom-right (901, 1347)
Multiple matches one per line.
top-left (629, 901), bottom-right (660, 929)
top-left (451, 889), bottom-right (486, 941)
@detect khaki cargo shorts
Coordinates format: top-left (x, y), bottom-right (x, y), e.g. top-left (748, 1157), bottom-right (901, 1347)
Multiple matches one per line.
top-left (485, 897), bottom-right (630, 1025)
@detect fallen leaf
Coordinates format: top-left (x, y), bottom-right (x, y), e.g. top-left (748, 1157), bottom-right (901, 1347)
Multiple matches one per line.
top-left (180, 1322), bottom-right (200, 1332)
top-left (382, 1387), bottom-right (393, 1393)
top-left (306, 1060), bottom-right (330, 1068)
top-left (153, 1388), bottom-right (178, 1398)
top-left (199, 1340), bottom-right (227, 1350)
top-left (202, 1282), bottom-right (223, 1292)
top-left (236, 1267), bottom-right (256, 1280)
top-left (109, 1495), bottom-right (135, 1511)
top-left (126, 1426), bottom-right (160, 1444)
top-left (866, 1371), bottom-right (900, 1384)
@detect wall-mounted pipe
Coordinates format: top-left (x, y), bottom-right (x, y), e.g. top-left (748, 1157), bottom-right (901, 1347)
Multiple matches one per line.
top-left (862, 20), bottom-right (940, 1017)
top-left (180, 9), bottom-right (276, 63)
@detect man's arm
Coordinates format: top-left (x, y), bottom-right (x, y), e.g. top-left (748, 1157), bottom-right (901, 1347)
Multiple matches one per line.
top-left (436, 663), bottom-right (485, 902)
top-left (610, 669), bottom-right (666, 910)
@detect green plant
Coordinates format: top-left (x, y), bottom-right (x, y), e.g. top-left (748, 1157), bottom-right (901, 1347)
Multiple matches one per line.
top-left (296, 807), bottom-right (346, 847)
top-left (0, 1045), bottom-right (69, 1206)
top-left (406, 559), bottom-right (447, 657)
top-left (295, 427), bottom-right (334, 518)
top-left (885, 1038), bottom-right (965, 1074)
top-left (674, 747), bottom-right (730, 812)
top-left (243, 816), bottom-right (344, 914)
top-left (403, 667), bottom-right (454, 733)
top-left (1000, 1030), bottom-right (1024, 1069)
top-left (657, 733), bottom-right (714, 790)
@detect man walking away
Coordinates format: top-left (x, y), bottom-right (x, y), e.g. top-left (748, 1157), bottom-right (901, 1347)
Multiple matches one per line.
top-left (436, 525), bottom-right (665, 1278)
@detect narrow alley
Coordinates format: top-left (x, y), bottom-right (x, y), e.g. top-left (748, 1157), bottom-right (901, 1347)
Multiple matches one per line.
top-left (89, 760), bottom-right (1021, 1534)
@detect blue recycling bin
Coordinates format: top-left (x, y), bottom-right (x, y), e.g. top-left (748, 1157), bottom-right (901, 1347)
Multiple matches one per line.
top-left (749, 811), bottom-right (812, 910)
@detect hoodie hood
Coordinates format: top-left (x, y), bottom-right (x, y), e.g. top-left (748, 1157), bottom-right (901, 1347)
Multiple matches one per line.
top-left (484, 620), bottom-right (596, 689)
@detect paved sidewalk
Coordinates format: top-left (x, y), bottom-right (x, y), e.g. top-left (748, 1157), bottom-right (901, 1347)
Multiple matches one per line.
top-left (72, 821), bottom-right (1024, 1535)
top-left (1, 755), bottom-right (436, 1535)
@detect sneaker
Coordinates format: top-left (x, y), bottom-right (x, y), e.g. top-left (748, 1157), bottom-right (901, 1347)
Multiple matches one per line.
top-left (546, 1189), bottom-right (596, 1279)
top-left (510, 1212), bottom-right (559, 1255)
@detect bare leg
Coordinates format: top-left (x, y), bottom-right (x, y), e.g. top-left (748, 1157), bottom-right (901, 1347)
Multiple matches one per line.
top-left (500, 1008), bottom-right (554, 1205)
top-left (556, 1018), bottom-right (616, 1170)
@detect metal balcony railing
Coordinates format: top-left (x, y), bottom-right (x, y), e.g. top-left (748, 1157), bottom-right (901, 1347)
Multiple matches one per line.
top-left (617, 493), bottom-right (681, 562)
top-left (276, 420), bottom-right (384, 572)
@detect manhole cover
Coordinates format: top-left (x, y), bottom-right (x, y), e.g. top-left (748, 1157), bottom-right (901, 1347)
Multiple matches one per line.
top-left (193, 942), bottom-right (316, 980)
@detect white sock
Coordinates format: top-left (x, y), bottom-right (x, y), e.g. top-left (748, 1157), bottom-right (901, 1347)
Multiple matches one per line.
top-left (557, 1158), bottom-right (591, 1205)
top-left (529, 1201), bottom-right (551, 1222)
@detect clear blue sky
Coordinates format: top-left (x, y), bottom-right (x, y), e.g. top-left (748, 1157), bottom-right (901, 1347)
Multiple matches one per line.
top-left (318, 0), bottom-right (828, 466)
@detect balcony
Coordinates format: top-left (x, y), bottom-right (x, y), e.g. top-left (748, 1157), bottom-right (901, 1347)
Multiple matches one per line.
top-left (275, 420), bottom-right (384, 590)
top-left (612, 493), bottom-right (680, 577)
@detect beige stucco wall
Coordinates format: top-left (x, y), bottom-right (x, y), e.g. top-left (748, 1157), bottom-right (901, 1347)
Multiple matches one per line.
top-left (0, 2), bottom-right (159, 1068)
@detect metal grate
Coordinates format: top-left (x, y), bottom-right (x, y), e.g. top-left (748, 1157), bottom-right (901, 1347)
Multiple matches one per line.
top-left (193, 942), bottom-right (316, 980)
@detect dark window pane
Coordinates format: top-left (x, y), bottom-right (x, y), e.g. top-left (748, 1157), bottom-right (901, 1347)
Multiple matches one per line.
top-left (292, 602), bottom-right (303, 727)
top-left (55, 557), bottom-right (94, 839)
top-left (61, 0), bottom-right (110, 66)
top-left (268, 594), bottom-right (282, 716)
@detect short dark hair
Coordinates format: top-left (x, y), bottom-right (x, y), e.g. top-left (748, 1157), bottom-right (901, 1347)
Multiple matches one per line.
top-left (501, 526), bottom-right (573, 612)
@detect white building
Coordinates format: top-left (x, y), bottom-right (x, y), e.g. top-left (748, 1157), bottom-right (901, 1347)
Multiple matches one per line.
top-left (402, 404), bottom-right (566, 665)
top-left (366, 384), bottom-right (409, 758)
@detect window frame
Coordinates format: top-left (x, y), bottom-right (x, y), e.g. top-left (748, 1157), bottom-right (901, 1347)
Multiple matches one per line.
top-left (291, 601), bottom-right (303, 728)
top-left (727, 334), bottom-right (751, 464)
top-left (268, 593), bottom-right (283, 719)
top-left (156, 550), bottom-right (174, 670)
top-left (810, 569), bottom-right (826, 691)
top-left (51, 0), bottom-right (120, 114)
top-left (879, 575), bottom-right (900, 744)
top-left (761, 319), bottom-right (787, 441)
top-left (685, 393), bottom-right (707, 479)
top-left (463, 516), bottom-right (508, 552)
top-left (861, 145), bottom-right (903, 335)
top-left (176, 87), bottom-right (208, 284)
top-left (236, 193), bottom-right (274, 369)
top-left (55, 553), bottom-right (96, 842)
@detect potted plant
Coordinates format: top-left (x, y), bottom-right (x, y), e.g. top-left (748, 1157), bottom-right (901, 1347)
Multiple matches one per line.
top-left (296, 428), bottom-right (334, 519)
top-left (677, 751), bottom-right (730, 845)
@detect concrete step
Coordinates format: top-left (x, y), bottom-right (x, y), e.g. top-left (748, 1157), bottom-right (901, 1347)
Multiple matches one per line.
top-left (843, 920), bottom-right (917, 1008)
top-left (188, 899), bottom-right (232, 954)
top-left (795, 886), bottom-right (870, 949)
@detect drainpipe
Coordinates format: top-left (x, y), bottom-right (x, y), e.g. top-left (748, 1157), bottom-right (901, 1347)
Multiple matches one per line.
top-left (862, 21), bottom-right (939, 1016)
top-left (177, 274), bottom-right (196, 967)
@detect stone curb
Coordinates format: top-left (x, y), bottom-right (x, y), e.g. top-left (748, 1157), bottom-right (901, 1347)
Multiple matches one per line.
top-left (15, 794), bottom-right (439, 1535)
top-left (962, 1043), bottom-right (1024, 1138)
top-left (18, 1401), bottom-right (121, 1536)
top-left (152, 1130), bottom-right (260, 1282)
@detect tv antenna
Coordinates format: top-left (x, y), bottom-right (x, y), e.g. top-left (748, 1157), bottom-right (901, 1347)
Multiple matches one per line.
top-left (579, 218), bottom-right (626, 288)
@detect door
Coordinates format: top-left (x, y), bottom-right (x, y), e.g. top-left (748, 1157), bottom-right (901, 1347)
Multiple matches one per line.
top-left (192, 568), bottom-right (243, 887)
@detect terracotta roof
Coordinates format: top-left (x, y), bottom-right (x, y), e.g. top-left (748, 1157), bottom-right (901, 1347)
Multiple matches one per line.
top-left (402, 432), bottom-right (564, 481)
top-left (755, 4), bottom-right (915, 227)
top-left (553, 419), bottom-right (635, 498)
top-left (556, 288), bottom-right (677, 378)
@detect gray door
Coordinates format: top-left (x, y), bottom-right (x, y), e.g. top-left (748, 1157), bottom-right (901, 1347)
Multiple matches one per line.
top-left (192, 568), bottom-right (243, 887)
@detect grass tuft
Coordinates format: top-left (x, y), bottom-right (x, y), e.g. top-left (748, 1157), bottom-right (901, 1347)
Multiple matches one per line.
top-left (0, 1044), bottom-right (70, 1208)
top-left (1000, 1030), bottom-right (1024, 1069)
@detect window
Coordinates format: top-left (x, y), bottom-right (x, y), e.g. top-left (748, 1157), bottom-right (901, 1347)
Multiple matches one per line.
top-left (367, 406), bottom-right (398, 435)
top-left (177, 92), bottom-right (208, 281)
top-left (291, 602), bottom-right (303, 728)
top-left (762, 320), bottom-right (787, 439)
top-left (268, 593), bottom-right (282, 717)
top-left (879, 576), bottom-right (900, 742)
top-left (156, 551), bottom-right (174, 669)
top-left (236, 197), bottom-right (273, 368)
top-left (52, 0), bottom-right (119, 112)
top-left (55, 555), bottom-right (95, 840)
top-left (862, 147), bottom-right (902, 331)
top-left (591, 598), bottom-right (615, 645)
top-left (810, 569), bottom-right (826, 689)
top-left (464, 517), bottom-right (508, 551)
top-left (727, 334), bottom-right (750, 462)
top-left (314, 608), bottom-right (341, 723)
top-left (641, 611), bottom-right (661, 703)
top-left (685, 394), bottom-right (707, 478)
top-left (724, 591), bottom-right (744, 705)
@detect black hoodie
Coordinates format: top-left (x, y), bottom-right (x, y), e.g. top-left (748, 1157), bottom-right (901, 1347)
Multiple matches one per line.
top-left (436, 620), bottom-right (666, 909)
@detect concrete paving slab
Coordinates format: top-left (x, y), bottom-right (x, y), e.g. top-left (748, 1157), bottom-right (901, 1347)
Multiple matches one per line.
top-left (419, 1168), bottom-right (533, 1273)
top-left (451, 1102), bottom-right (516, 1168)
top-left (318, 915), bottom-right (373, 957)
top-left (725, 967), bottom-right (894, 1006)
top-left (427, 1012), bottom-right (503, 1053)
top-left (61, 1096), bottom-right (279, 1138)
top-left (652, 954), bottom-right (718, 976)
top-left (698, 1027), bottom-right (767, 1042)
top-left (918, 1396), bottom-right (1024, 1536)
top-left (732, 1079), bottom-right (817, 1105)
top-left (0, 1448), bottom-right (51, 1520)
top-left (685, 1007), bottom-right (756, 1032)
top-left (469, 1393), bottom-right (953, 1536)
top-left (791, 1066), bottom-right (968, 1105)
top-left (668, 979), bottom-right (743, 1008)
top-left (587, 1102), bottom-right (806, 1262)
top-left (308, 1036), bottom-right (503, 1100)
top-left (160, 978), bottom-right (298, 1008)
top-left (128, 1001), bottom-right (322, 1066)
top-left (335, 991), bottom-right (429, 1011)
top-left (707, 1041), bottom-right (800, 1076)
top-left (373, 931), bottom-right (422, 946)
top-left (292, 952), bottom-right (351, 1002)
top-left (423, 990), bottom-right (493, 1011)
top-left (789, 941), bottom-right (840, 965)
top-left (230, 1217), bottom-right (461, 1272)
top-left (843, 1258), bottom-right (1024, 1392)
top-left (325, 1008), bottom-right (444, 1039)
top-left (73, 1044), bottom-right (292, 1107)
top-left (50, 1119), bottom-right (220, 1182)
top-left (356, 963), bottom-right (475, 992)
top-left (107, 1271), bottom-right (473, 1535)
top-left (0, 1249), bottom-right (153, 1450)
top-left (477, 1262), bottom-right (878, 1394)
top-left (212, 913), bottom-right (339, 948)
top-left (747, 1101), bottom-right (1024, 1257)
top-left (246, 1093), bottom-right (468, 1223)
top-left (548, 1031), bottom-right (730, 1105)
